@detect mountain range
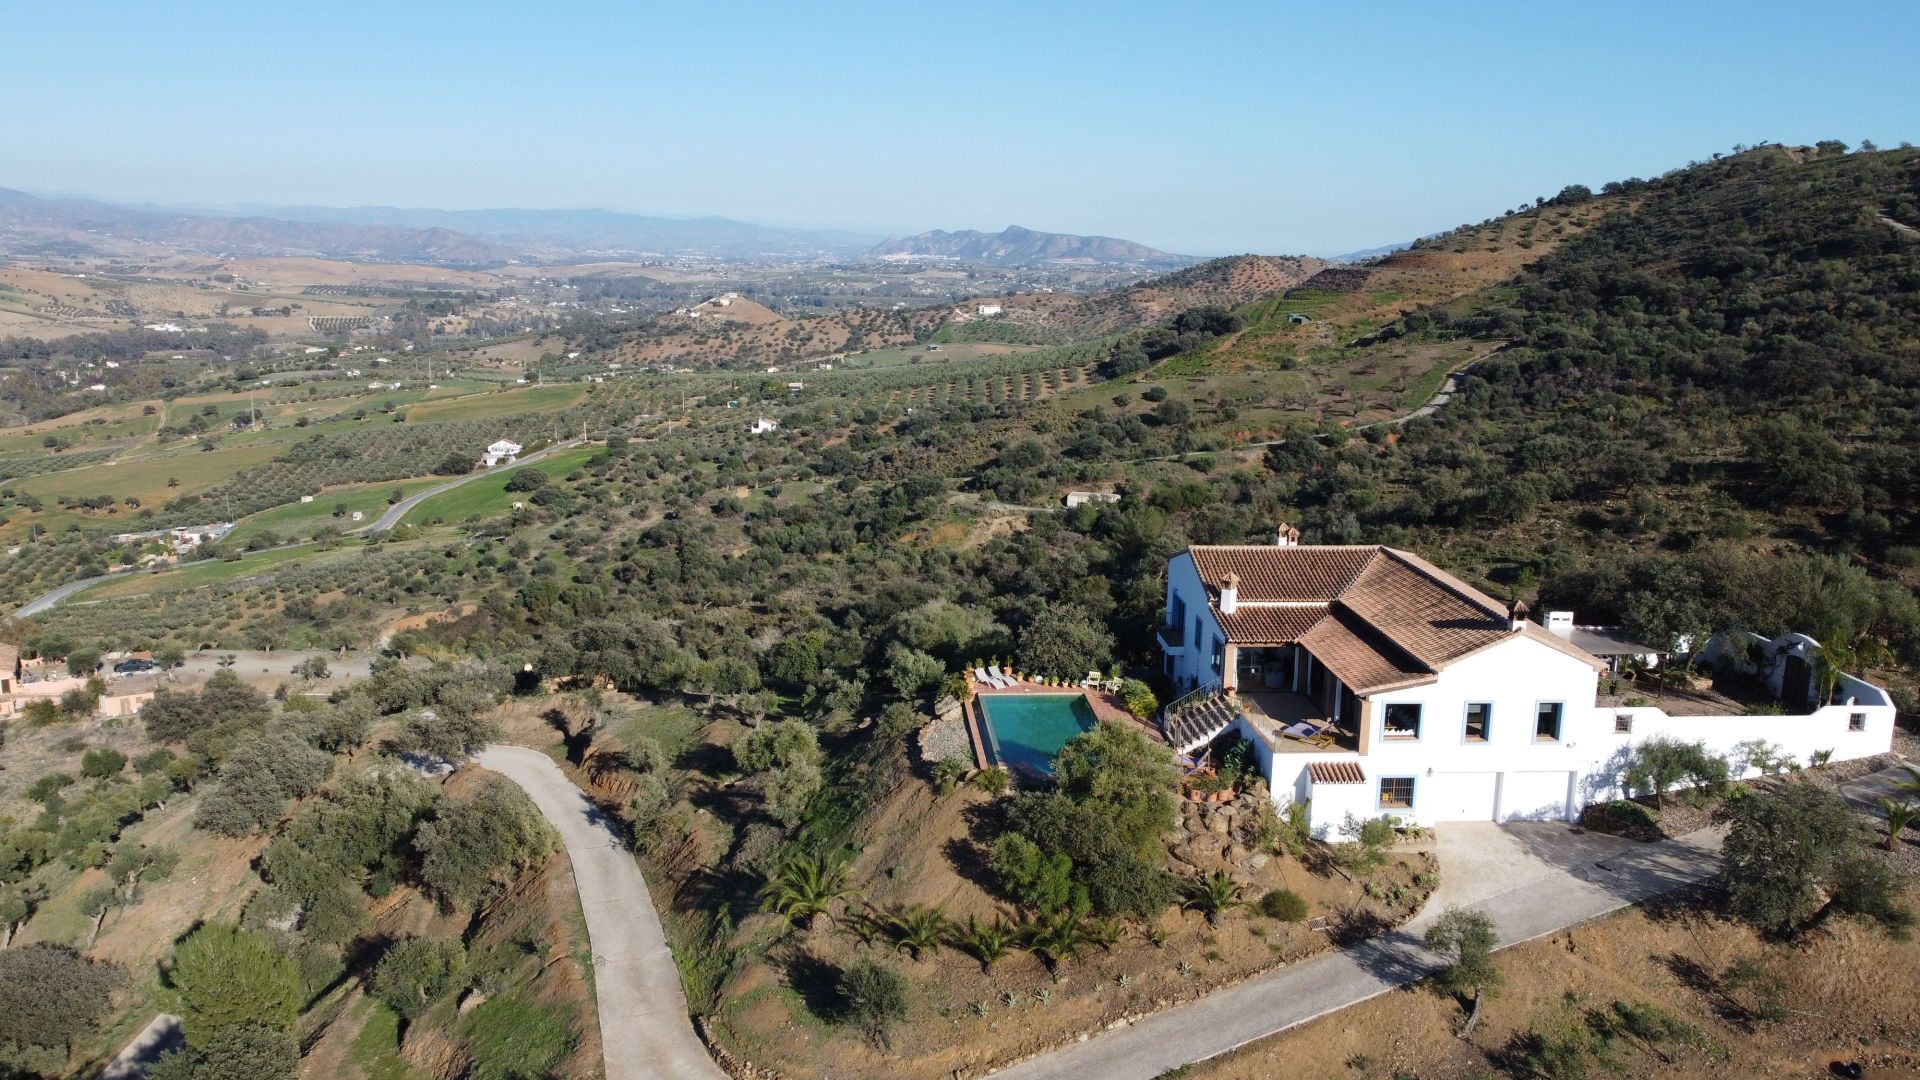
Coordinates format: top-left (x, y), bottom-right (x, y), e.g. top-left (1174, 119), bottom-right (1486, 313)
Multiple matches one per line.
top-left (0, 187), bottom-right (1200, 269)
top-left (863, 225), bottom-right (1193, 267)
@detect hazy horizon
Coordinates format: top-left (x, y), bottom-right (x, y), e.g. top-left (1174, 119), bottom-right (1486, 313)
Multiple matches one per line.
top-left (4, 1), bottom-right (1916, 257)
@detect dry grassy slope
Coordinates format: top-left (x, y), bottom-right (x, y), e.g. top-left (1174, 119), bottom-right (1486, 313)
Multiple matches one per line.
top-left (1191, 887), bottom-right (1920, 1080)
top-left (1200, 196), bottom-right (1640, 372)
top-left (999, 255), bottom-right (1329, 338)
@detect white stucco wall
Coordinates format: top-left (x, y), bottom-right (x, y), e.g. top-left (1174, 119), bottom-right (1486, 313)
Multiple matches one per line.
top-left (1249, 629), bottom-right (1897, 839)
top-left (1163, 552), bottom-right (1225, 693)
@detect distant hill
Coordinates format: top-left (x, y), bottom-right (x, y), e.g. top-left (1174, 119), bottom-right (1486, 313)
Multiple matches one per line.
top-left (0, 187), bottom-right (514, 265)
top-left (225, 204), bottom-right (879, 259)
top-left (864, 225), bottom-right (1193, 268)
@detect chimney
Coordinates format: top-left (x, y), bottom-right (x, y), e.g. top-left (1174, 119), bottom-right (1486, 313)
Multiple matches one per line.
top-left (1274, 524), bottom-right (1300, 547)
top-left (1509, 599), bottom-right (1530, 633)
top-left (1545, 610), bottom-right (1575, 638)
top-left (1219, 573), bottom-right (1241, 615)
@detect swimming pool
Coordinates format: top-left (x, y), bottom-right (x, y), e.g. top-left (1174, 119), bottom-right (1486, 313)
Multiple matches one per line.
top-left (977, 693), bottom-right (1098, 777)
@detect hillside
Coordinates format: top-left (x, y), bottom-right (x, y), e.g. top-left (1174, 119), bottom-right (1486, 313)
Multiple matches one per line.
top-left (865, 225), bottom-right (1191, 267)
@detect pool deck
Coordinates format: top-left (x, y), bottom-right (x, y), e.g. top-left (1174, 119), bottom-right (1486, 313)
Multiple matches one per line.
top-left (965, 681), bottom-right (1165, 772)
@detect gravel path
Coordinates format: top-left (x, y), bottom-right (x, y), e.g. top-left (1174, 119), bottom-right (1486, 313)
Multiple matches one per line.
top-left (473, 744), bottom-right (726, 1080)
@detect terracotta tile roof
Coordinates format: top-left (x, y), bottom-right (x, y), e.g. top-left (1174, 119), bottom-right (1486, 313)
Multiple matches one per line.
top-left (1191, 545), bottom-right (1376, 602)
top-left (1296, 604), bottom-right (1433, 695)
top-left (1336, 550), bottom-right (1510, 669)
top-left (1187, 543), bottom-right (1604, 695)
top-left (1215, 604), bottom-right (1327, 643)
top-left (1307, 760), bottom-right (1367, 785)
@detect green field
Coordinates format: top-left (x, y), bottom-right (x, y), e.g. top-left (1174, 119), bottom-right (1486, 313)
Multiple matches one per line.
top-left (224, 478), bottom-right (443, 545)
top-left (401, 448), bottom-right (597, 526)
top-left (73, 540), bottom-right (363, 601)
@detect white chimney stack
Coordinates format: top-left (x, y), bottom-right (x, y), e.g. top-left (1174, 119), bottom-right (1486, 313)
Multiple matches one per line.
top-left (1546, 611), bottom-right (1575, 638)
top-left (1219, 573), bottom-right (1241, 615)
top-left (1509, 599), bottom-right (1530, 633)
top-left (1275, 524), bottom-right (1300, 547)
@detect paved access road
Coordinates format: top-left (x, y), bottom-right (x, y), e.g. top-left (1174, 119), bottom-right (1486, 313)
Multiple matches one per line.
top-left (355, 439), bottom-right (584, 533)
top-left (989, 822), bottom-right (1723, 1080)
top-left (474, 744), bottom-right (727, 1080)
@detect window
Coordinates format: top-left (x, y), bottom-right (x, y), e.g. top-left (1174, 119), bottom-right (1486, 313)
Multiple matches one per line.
top-left (1379, 776), bottom-right (1415, 810)
top-left (1383, 703), bottom-right (1422, 740)
top-left (1849, 712), bottom-right (1867, 732)
top-left (1613, 714), bottom-right (1633, 734)
top-left (1464, 702), bottom-right (1492, 742)
top-left (1209, 635), bottom-right (1224, 675)
top-left (1169, 594), bottom-right (1186, 635)
top-left (1535, 702), bottom-right (1563, 741)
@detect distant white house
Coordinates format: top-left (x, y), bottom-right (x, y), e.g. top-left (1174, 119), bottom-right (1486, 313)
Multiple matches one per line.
top-left (750, 418), bottom-right (780, 435)
top-left (481, 439), bottom-right (523, 467)
top-left (786, 382), bottom-right (805, 394)
top-left (170, 523), bottom-right (234, 551)
top-left (1064, 491), bottom-right (1122, 508)
top-left (977, 304), bottom-right (1002, 316)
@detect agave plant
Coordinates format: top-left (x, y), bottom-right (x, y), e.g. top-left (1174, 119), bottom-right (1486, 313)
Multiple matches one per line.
top-left (758, 853), bottom-right (852, 924)
top-left (951, 914), bottom-right (1015, 971)
top-left (881, 902), bottom-right (952, 959)
top-left (1022, 909), bottom-right (1088, 970)
top-left (1181, 870), bottom-right (1245, 925)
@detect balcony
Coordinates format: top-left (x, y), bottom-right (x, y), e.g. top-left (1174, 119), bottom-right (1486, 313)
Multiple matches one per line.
top-left (1155, 623), bottom-right (1186, 650)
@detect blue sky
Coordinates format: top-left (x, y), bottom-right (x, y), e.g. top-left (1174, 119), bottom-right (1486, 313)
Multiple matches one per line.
top-left (4, 1), bottom-right (1916, 255)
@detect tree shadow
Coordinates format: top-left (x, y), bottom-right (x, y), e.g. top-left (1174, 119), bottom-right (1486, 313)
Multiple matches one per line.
top-left (782, 950), bottom-right (846, 1024)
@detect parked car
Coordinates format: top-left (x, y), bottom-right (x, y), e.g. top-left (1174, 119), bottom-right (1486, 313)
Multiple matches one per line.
top-left (112, 658), bottom-right (156, 674)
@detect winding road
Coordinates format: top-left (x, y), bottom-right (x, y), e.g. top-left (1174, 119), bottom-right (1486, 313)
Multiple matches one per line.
top-left (352, 438), bottom-right (584, 533)
top-left (6, 440), bottom-right (587, 620)
top-left (473, 745), bottom-right (726, 1080)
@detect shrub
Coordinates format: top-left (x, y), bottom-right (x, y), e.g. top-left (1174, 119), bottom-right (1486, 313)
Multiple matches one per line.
top-left (0, 944), bottom-right (125, 1072)
top-left (1622, 736), bottom-right (1729, 807)
top-left (370, 937), bottom-right (468, 1019)
top-left (1258, 888), bottom-right (1309, 922)
top-left (1719, 780), bottom-right (1908, 936)
top-left (169, 924), bottom-right (301, 1049)
top-left (80, 748), bottom-right (127, 779)
top-left (1120, 678), bottom-right (1158, 720)
top-left (415, 778), bottom-right (554, 908)
top-left (839, 960), bottom-right (911, 1047)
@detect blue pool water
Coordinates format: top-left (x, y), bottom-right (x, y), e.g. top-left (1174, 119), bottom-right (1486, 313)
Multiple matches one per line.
top-left (978, 693), bottom-right (1098, 777)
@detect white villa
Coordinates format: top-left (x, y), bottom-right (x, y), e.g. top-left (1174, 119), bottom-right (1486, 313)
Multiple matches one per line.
top-left (481, 439), bottom-right (522, 467)
top-left (1157, 531), bottom-right (1897, 838)
top-left (749, 417), bottom-right (781, 435)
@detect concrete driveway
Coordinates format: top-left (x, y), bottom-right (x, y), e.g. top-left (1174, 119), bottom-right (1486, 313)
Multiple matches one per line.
top-left (992, 821), bottom-right (1723, 1080)
top-left (474, 745), bottom-right (725, 1080)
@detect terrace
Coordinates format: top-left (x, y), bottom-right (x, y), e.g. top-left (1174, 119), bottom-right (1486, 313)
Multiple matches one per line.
top-left (1236, 690), bottom-right (1360, 754)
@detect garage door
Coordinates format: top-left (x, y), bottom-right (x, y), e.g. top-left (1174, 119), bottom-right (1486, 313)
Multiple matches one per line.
top-left (1431, 771), bottom-right (1499, 821)
top-left (1502, 771), bottom-right (1572, 821)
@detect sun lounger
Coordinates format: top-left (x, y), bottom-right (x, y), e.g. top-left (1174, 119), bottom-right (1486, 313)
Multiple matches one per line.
top-left (987, 666), bottom-right (1015, 688)
top-left (1280, 720), bottom-right (1337, 748)
top-left (974, 667), bottom-right (999, 689)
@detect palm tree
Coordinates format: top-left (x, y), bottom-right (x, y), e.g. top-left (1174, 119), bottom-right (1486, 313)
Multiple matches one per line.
top-left (880, 903), bottom-right (951, 960)
top-left (950, 914), bottom-right (1014, 971)
top-left (1880, 797), bottom-right (1918, 851)
top-left (758, 854), bottom-right (852, 924)
top-left (1021, 909), bottom-right (1088, 970)
top-left (1181, 871), bottom-right (1245, 925)
top-left (1891, 764), bottom-right (1920, 802)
